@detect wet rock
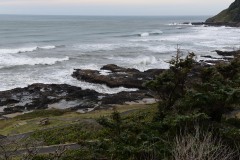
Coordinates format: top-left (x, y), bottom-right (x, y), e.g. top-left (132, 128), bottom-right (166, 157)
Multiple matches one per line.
top-left (215, 50), bottom-right (240, 56)
top-left (0, 135), bottom-right (6, 139)
top-left (72, 64), bottom-right (164, 89)
top-left (0, 99), bottom-right (19, 106)
top-left (191, 22), bottom-right (240, 27)
top-left (0, 84), bottom-right (100, 115)
top-left (101, 90), bottom-right (149, 105)
top-left (101, 64), bottom-right (139, 73)
top-left (0, 83), bottom-right (154, 115)
top-left (201, 55), bottom-right (214, 59)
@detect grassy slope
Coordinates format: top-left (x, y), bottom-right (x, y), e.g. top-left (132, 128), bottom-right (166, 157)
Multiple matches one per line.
top-left (206, 0), bottom-right (240, 22)
top-left (208, 9), bottom-right (239, 22)
top-left (0, 104), bottom-right (153, 136)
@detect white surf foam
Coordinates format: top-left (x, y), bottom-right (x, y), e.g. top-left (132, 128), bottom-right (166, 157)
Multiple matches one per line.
top-left (138, 30), bottom-right (163, 37)
top-left (0, 45), bottom-right (57, 54)
top-left (42, 69), bottom-right (139, 94)
top-left (108, 55), bottom-right (158, 65)
top-left (190, 26), bottom-right (240, 50)
top-left (72, 80), bottom-right (138, 94)
top-left (74, 43), bottom-right (119, 52)
top-left (77, 64), bottom-right (101, 70)
top-left (0, 55), bottom-right (69, 68)
top-left (38, 45), bottom-right (56, 50)
top-left (167, 22), bottom-right (178, 26)
top-left (167, 22), bottom-right (192, 26)
top-left (133, 55), bottom-right (158, 65)
top-left (146, 45), bottom-right (176, 53)
top-left (107, 55), bottom-right (169, 71)
top-left (0, 47), bottom-right (38, 54)
top-left (74, 42), bottom-right (146, 52)
top-left (140, 32), bottom-right (150, 37)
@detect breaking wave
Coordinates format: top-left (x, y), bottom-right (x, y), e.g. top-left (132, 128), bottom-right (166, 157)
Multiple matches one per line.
top-left (0, 45), bottom-right (57, 54)
top-left (167, 22), bottom-right (192, 26)
top-left (120, 30), bottom-right (163, 37)
top-left (0, 55), bottom-right (69, 69)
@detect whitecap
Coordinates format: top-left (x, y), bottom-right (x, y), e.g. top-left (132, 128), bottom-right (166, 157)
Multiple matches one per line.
top-left (140, 32), bottom-right (150, 37)
top-left (38, 45), bottom-right (56, 50)
top-left (167, 22), bottom-right (192, 26)
top-left (0, 47), bottom-right (38, 54)
top-left (0, 45), bottom-right (57, 54)
top-left (138, 30), bottom-right (163, 37)
top-left (167, 23), bottom-right (178, 26)
top-left (0, 55), bottom-right (69, 68)
top-left (74, 43), bottom-right (119, 52)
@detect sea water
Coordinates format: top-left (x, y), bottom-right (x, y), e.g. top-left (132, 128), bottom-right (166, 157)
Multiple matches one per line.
top-left (0, 15), bottom-right (239, 93)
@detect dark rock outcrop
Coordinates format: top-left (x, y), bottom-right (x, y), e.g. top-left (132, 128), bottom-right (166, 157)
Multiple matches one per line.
top-left (100, 91), bottom-right (148, 105)
top-left (191, 22), bottom-right (240, 27)
top-left (72, 64), bottom-right (164, 89)
top-left (206, 0), bottom-right (240, 24)
top-left (215, 50), bottom-right (240, 56)
top-left (0, 84), bottom-right (99, 115)
top-left (0, 83), bottom-right (153, 115)
top-left (0, 135), bottom-right (6, 139)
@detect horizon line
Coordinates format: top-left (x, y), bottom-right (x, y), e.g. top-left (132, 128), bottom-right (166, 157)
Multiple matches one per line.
top-left (0, 14), bottom-right (212, 17)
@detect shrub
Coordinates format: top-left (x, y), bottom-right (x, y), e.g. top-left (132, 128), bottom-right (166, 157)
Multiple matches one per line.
top-left (172, 125), bottom-right (237, 160)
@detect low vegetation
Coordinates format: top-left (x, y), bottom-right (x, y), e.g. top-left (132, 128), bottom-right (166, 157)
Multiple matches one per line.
top-left (15, 109), bottom-right (69, 120)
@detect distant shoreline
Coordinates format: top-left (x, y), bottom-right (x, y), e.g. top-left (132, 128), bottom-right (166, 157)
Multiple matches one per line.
top-left (189, 22), bottom-right (240, 27)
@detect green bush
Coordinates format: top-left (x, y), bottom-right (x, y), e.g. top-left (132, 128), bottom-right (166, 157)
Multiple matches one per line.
top-left (32, 124), bottom-right (97, 145)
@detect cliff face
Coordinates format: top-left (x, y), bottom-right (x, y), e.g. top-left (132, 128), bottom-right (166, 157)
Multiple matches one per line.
top-left (206, 0), bottom-right (240, 22)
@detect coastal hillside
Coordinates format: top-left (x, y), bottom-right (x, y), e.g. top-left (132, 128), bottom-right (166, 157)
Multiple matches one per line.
top-left (206, 0), bottom-right (240, 23)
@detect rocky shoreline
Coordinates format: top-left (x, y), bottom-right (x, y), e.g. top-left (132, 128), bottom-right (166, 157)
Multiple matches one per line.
top-left (0, 82), bottom-right (152, 117)
top-left (189, 22), bottom-right (240, 27)
top-left (0, 65), bottom-right (160, 117)
top-left (0, 49), bottom-right (239, 118)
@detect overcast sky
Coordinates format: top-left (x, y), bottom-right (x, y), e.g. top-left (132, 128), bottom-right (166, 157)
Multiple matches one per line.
top-left (0, 0), bottom-right (234, 16)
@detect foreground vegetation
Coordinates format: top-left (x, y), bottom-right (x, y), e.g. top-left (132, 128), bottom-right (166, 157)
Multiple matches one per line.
top-left (1, 53), bottom-right (240, 159)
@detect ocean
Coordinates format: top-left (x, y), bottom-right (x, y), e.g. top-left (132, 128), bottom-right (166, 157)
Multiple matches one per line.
top-left (0, 15), bottom-right (239, 93)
